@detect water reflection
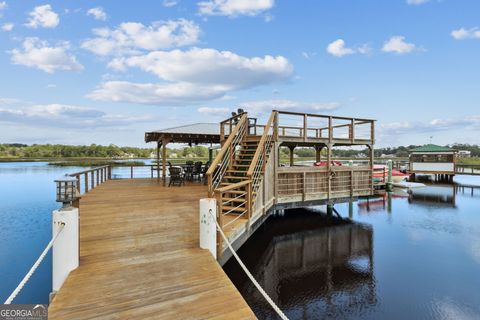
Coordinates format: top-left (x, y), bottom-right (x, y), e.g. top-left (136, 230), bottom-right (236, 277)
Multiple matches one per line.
top-left (408, 185), bottom-right (457, 208)
top-left (224, 212), bottom-right (375, 320)
top-left (357, 184), bottom-right (480, 213)
top-left (226, 179), bottom-right (480, 319)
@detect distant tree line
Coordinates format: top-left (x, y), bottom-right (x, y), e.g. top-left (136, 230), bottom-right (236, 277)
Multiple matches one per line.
top-left (0, 144), bottom-right (154, 158)
top-left (2, 143), bottom-right (479, 160)
top-left (281, 144), bottom-right (480, 158)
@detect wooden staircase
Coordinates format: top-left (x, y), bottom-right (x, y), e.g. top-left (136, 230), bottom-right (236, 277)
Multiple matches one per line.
top-left (219, 138), bottom-right (261, 217)
top-left (206, 111), bottom-right (276, 255)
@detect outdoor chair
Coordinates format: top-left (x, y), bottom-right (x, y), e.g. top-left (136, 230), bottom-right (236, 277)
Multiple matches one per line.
top-left (168, 166), bottom-right (185, 187)
top-left (193, 161), bottom-right (203, 181)
top-left (202, 161), bottom-right (211, 184)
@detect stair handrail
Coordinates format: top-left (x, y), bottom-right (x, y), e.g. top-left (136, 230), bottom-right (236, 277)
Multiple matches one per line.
top-left (246, 111), bottom-right (276, 196)
top-left (207, 113), bottom-right (248, 195)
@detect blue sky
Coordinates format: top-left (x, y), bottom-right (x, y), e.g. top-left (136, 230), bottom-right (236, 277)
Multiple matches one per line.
top-left (0, 0), bottom-right (479, 147)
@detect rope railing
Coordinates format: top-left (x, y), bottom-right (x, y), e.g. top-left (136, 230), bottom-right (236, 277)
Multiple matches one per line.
top-left (208, 209), bottom-right (289, 320)
top-left (4, 223), bottom-right (65, 305)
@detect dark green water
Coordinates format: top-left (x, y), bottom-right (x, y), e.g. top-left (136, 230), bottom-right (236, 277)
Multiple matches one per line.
top-left (224, 179), bottom-right (480, 320)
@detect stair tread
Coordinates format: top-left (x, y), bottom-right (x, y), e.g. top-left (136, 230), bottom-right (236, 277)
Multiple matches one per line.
top-left (222, 205), bottom-right (246, 211)
top-left (220, 189), bottom-right (247, 194)
top-left (221, 197), bottom-right (246, 202)
top-left (224, 175), bottom-right (249, 180)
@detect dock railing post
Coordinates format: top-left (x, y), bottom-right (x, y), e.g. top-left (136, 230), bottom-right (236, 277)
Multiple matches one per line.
top-left (52, 207), bottom-right (79, 295)
top-left (199, 198), bottom-right (217, 259)
top-left (387, 160), bottom-right (393, 192)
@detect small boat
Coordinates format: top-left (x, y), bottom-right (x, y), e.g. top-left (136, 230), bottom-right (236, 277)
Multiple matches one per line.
top-left (313, 161), bottom-right (343, 167)
top-left (393, 181), bottom-right (426, 189)
top-left (373, 165), bottom-right (409, 183)
top-left (392, 169), bottom-right (409, 183)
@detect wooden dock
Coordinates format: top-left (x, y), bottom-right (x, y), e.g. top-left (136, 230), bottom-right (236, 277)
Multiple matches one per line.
top-left (48, 179), bottom-right (255, 319)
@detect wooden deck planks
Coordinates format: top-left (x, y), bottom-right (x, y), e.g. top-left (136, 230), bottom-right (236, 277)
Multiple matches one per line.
top-left (48, 179), bottom-right (255, 319)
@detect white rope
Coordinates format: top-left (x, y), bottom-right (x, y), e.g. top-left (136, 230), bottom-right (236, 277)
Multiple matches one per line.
top-left (209, 210), bottom-right (289, 320)
top-left (4, 223), bottom-right (65, 305)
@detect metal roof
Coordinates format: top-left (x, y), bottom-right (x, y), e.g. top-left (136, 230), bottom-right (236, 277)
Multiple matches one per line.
top-left (150, 123), bottom-right (219, 135)
top-left (145, 123), bottom-right (220, 144)
top-left (410, 144), bottom-right (456, 153)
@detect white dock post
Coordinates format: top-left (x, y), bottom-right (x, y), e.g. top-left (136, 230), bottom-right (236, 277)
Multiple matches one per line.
top-left (52, 208), bottom-right (79, 293)
top-left (199, 198), bottom-right (217, 259)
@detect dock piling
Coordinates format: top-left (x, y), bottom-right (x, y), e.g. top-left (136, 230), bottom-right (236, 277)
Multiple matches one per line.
top-left (199, 198), bottom-right (217, 259)
top-left (52, 207), bottom-right (79, 294)
top-left (387, 160), bottom-right (393, 192)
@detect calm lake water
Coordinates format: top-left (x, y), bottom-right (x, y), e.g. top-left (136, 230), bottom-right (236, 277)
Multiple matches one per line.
top-left (2, 161), bottom-right (480, 320)
top-left (224, 176), bottom-right (480, 320)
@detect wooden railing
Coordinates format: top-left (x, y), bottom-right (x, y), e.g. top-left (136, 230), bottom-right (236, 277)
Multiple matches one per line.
top-left (219, 112), bottom-right (247, 144)
top-left (275, 110), bottom-right (375, 144)
top-left (68, 166), bottom-right (111, 195)
top-left (276, 166), bottom-right (372, 203)
top-left (455, 164), bottom-right (480, 176)
top-left (207, 113), bottom-right (248, 196)
top-left (214, 180), bottom-right (252, 255)
top-left (68, 164), bottom-right (166, 195)
top-left (247, 111), bottom-right (276, 207)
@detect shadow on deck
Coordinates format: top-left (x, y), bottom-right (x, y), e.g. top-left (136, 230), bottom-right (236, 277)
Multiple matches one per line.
top-left (48, 179), bottom-right (254, 319)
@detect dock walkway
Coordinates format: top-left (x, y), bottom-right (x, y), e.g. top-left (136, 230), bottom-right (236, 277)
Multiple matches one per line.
top-left (48, 179), bottom-right (255, 319)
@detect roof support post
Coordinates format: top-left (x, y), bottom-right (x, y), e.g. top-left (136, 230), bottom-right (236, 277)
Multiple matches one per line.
top-left (162, 140), bottom-right (168, 186)
top-left (156, 141), bottom-right (161, 181)
top-left (315, 145), bottom-right (323, 163)
top-left (368, 144), bottom-right (374, 194)
top-left (289, 145), bottom-right (295, 167)
top-left (327, 143), bottom-right (332, 200)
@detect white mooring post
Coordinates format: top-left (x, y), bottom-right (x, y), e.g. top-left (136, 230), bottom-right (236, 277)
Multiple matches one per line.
top-left (199, 198), bottom-right (217, 259)
top-left (52, 207), bottom-right (79, 292)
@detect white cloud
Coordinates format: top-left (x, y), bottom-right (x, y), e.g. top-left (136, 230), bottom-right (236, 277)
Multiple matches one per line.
top-left (108, 48), bottom-right (293, 90)
top-left (326, 39), bottom-right (370, 57)
top-left (0, 1), bottom-right (7, 17)
top-left (95, 48), bottom-right (292, 105)
top-left (238, 99), bottom-right (340, 116)
top-left (432, 297), bottom-right (478, 320)
top-left (0, 1), bottom-right (6, 18)
top-left (381, 116), bottom-right (480, 135)
top-left (10, 38), bottom-right (83, 73)
top-left (0, 103), bottom-right (155, 128)
top-left (26, 4), bottom-right (59, 29)
top-left (451, 27), bottom-right (480, 40)
top-left (81, 19), bottom-right (200, 56)
top-left (198, 0), bottom-right (274, 17)
top-left (87, 7), bottom-right (107, 21)
top-left (382, 36), bottom-right (417, 54)
top-left (199, 100), bottom-right (340, 117)
top-left (163, 0), bottom-right (179, 7)
top-left (1, 22), bottom-right (13, 31)
top-left (357, 44), bottom-right (373, 55)
top-left (87, 81), bottom-right (227, 105)
top-left (264, 13), bottom-right (274, 22)
top-left (301, 51), bottom-right (317, 60)
top-left (406, 0), bottom-right (429, 5)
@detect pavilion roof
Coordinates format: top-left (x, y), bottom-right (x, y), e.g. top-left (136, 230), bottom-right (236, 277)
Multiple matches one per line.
top-left (145, 123), bottom-right (220, 145)
top-left (410, 144), bottom-right (456, 153)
